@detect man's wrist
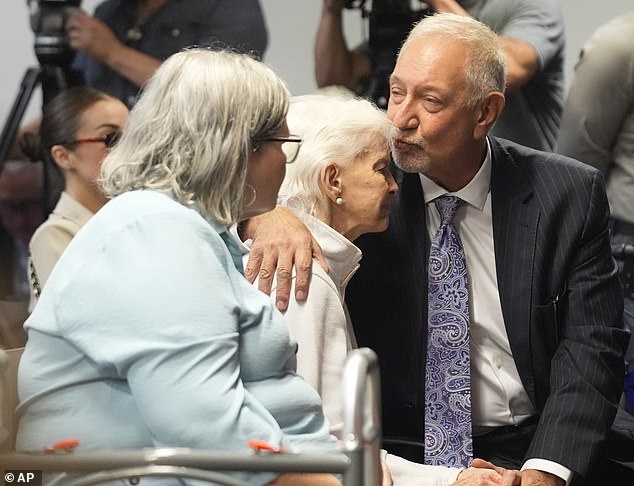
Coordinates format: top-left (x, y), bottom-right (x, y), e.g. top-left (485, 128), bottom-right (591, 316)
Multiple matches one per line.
top-left (522, 459), bottom-right (571, 485)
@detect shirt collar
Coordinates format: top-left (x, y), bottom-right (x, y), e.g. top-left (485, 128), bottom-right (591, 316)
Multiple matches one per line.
top-left (296, 212), bottom-right (362, 290)
top-left (419, 138), bottom-right (492, 210)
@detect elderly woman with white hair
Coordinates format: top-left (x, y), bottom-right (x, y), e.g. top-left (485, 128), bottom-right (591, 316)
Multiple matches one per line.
top-left (15, 49), bottom-right (342, 486)
top-left (249, 93), bottom-right (399, 436)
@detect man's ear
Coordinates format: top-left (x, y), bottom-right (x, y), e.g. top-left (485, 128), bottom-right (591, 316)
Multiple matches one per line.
top-left (474, 91), bottom-right (505, 139)
top-left (319, 162), bottom-right (343, 203)
top-left (50, 144), bottom-right (72, 170)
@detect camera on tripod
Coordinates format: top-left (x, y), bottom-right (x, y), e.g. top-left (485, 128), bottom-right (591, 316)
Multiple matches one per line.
top-left (27, 0), bottom-right (84, 109)
top-left (343, 0), bottom-right (431, 108)
top-left (28, 0), bottom-right (81, 72)
top-left (0, 0), bottom-right (84, 170)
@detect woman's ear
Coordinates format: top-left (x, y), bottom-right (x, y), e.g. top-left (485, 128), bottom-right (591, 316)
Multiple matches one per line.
top-left (50, 144), bottom-right (72, 170)
top-left (319, 163), bottom-right (343, 203)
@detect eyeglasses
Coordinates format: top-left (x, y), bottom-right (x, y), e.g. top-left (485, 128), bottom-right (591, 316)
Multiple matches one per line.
top-left (59, 131), bottom-right (122, 149)
top-left (254, 135), bottom-right (302, 164)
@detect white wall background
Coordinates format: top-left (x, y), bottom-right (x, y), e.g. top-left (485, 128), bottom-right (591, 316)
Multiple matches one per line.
top-left (1, 0), bottom-right (633, 130)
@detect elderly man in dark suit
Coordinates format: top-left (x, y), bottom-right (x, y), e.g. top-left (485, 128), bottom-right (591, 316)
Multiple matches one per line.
top-left (244, 12), bottom-right (629, 486)
top-left (345, 13), bottom-right (627, 485)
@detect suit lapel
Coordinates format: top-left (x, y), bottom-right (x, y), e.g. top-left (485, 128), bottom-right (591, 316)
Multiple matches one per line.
top-left (489, 139), bottom-right (540, 404)
top-left (395, 169), bottom-right (430, 370)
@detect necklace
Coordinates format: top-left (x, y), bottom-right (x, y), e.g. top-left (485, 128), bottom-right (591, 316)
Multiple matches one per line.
top-left (126, 0), bottom-right (167, 42)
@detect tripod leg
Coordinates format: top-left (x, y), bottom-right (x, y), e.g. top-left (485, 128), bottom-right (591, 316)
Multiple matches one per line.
top-left (0, 67), bottom-right (42, 171)
top-left (41, 65), bottom-right (74, 106)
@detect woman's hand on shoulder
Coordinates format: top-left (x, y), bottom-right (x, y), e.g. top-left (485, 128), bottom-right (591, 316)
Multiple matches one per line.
top-left (241, 206), bottom-right (328, 312)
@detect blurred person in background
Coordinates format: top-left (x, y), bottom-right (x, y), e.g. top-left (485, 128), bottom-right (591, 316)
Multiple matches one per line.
top-left (66, 0), bottom-right (269, 108)
top-left (556, 10), bottom-right (634, 418)
top-left (20, 86), bottom-right (128, 305)
top-left (8, 0), bottom-right (268, 160)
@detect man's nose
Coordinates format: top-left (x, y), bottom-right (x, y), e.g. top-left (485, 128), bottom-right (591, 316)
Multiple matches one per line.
top-left (388, 100), bottom-right (418, 131)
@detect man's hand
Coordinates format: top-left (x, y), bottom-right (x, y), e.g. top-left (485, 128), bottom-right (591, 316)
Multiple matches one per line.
top-left (451, 466), bottom-right (503, 485)
top-left (241, 207), bottom-right (327, 312)
top-left (451, 458), bottom-right (522, 485)
top-left (505, 470), bottom-right (564, 486)
top-left (474, 458), bottom-right (522, 485)
top-left (66, 9), bottom-right (161, 88)
top-left (66, 10), bottom-right (121, 63)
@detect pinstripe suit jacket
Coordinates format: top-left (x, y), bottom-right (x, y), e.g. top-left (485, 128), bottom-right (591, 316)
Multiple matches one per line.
top-left (346, 136), bottom-right (629, 476)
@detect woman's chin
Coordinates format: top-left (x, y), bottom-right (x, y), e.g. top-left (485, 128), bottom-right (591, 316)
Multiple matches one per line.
top-left (376, 214), bottom-right (391, 232)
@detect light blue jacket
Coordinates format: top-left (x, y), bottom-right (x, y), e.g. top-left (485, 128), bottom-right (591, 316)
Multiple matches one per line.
top-left (17, 190), bottom-right (337, 485)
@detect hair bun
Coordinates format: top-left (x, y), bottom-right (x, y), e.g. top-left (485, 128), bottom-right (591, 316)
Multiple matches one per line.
top-left (19, 131), bottom-right (45, 162)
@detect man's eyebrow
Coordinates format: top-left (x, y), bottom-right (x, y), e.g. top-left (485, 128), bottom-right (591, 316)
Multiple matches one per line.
top-left (389, 74), bottom-right (402, 84)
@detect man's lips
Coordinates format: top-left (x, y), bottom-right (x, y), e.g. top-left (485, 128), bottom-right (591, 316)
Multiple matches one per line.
top-left (394, 139), bottom-right (418, 150)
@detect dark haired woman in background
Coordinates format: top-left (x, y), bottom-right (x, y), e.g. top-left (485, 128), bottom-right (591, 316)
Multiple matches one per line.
top-left (20, 87), bottom-right (128, 303)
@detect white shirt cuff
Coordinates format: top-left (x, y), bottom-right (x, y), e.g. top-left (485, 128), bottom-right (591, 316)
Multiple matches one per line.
top-left (522, 458), bottom-right (573, 484)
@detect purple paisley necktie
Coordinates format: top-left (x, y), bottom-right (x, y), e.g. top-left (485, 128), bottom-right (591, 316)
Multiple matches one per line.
top-left (424, 195), bottom-right (472, 467)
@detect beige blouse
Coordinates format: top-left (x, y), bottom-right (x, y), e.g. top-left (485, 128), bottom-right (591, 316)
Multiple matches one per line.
top-left (28, 192), bottom-right (93, 308)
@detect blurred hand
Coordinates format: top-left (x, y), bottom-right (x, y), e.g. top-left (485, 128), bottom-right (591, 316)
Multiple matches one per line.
top-left (66, 10), bottom-right (121, 63)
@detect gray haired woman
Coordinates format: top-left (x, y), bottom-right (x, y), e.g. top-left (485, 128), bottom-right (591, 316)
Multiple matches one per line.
top-left (16, 48), bottom-right (340, 486)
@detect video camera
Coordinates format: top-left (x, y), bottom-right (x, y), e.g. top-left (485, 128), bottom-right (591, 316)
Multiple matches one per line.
top-left (0, 0), bottom-right (83, 171)
top-left (28, 0), bottom-right (81, 70)
top-left (343, 0), bottom-right (432, 108)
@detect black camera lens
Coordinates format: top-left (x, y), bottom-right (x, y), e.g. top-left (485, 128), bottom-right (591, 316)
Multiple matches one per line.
top-left (28, 0), bottom-right (82, 67)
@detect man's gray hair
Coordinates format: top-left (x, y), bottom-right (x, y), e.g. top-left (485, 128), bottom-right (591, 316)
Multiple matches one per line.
top-left (100, 47), bottom-right (290, 225)
top-left (401, 12), bottom-right (507, 108)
